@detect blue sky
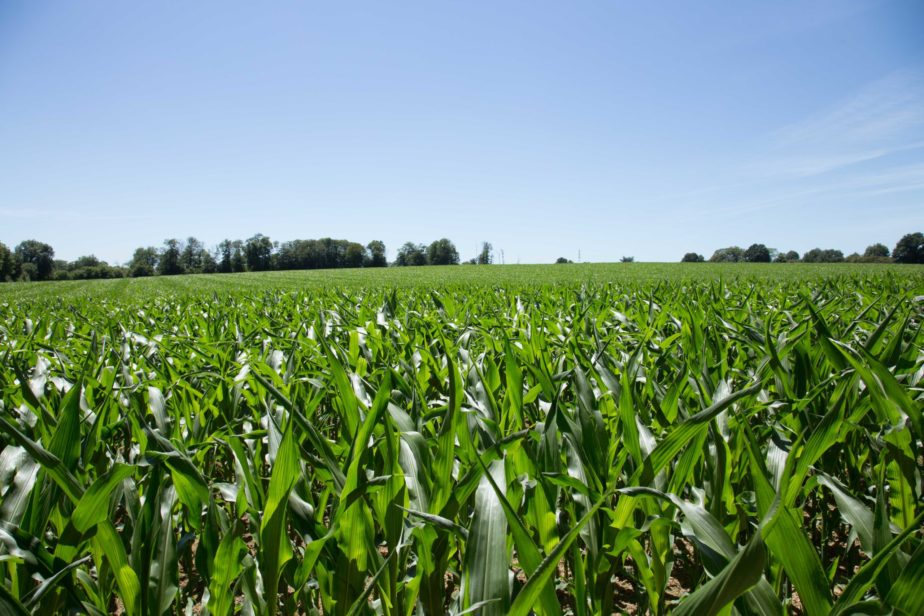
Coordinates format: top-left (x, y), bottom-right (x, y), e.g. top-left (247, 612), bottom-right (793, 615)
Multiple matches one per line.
top-left (1, 1), bottom-right (922, 264)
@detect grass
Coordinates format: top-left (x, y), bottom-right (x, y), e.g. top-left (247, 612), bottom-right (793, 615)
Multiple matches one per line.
top-left (0, 263), bottom-right (922, 615)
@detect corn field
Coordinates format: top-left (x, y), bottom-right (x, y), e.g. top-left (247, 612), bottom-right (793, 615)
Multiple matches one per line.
top-left (0, 267), bottom-right (922, 615)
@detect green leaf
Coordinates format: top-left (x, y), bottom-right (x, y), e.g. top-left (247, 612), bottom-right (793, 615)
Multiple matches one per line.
top-left (148, 485), bottom-right (179, 616)
top-left (462, 459), bottom-right (510, 616)
top-left (0, 415), bottom-right (84, 503)
top-left (93, 521), bottom-right (141, 616)
top-left (885, 540), bottom-right (924, 616)
top-left (163, 454), bottom-right (209, 530)
top-left (817, 474), bottom-right (874, 553)
top-left (833, 340), bottom-right (923, 438)
top-left (259, 414), bottom-right (301, 616)
top-left (0, 583), bottom-right (29, 616)
top-left (763, 507), bottom-right (833, 616)
top-left (73, 464), bottom-right (135, 533)
top-left (47, 381), bottom-right (84, 469)
top-left (474, 452), bottom-right (561, 616)
top-left (674, 529), bottom-right (767, 616)
top-left (508, 489), bottom-right (612, 616)
top-left (643, 381), bottom-right (762, 482)
top-left (831, 510), bottom-right (924, 615)
top-left (208, 526), bottom-right (247, 616)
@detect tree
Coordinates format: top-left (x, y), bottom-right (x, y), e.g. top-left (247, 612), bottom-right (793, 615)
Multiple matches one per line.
top-left (802, 248), bottom-right (844, 263)
top-left (744, 243), bottom-right (771, 263)
top-left (129, 247), bottom-right (159, 277)
top-left (315, 237), bottom-right (339, 269)
top-left (476, 242), bottom-right (493, 265)
top-left (0, 242), bottom-right (22, 282)
top-left (620, 256), bottom-right (635, 263)
top-left (681, 252), bottom-right (704, 262)
top-left (217, 239), bottom-right (246, 273)
top-left (864, 243), bottom-right (890, 259)
top-left (180, 237), bottom-right (207, 273)
top-left (427, 239), bottom-right (460, 265)
top-left (72, 255), bottom-right (100, 269)
top-left (395, 242), bottom-right (427, 266)
top-left (216, 240), bottom-right (233, 273)
top-left (709, 246), bottom-right (744, 262)
top-left (14, 240), bottom-right (55, 280)
top-left (555, 257), bottom-right (572, 264)
top-left (366, 241), bottom-right (387, 267)
top-left (893, 232), bottom-right (924, 264)
top-left (843, 243), bottom-right (892, 263)
top-left (65, 255), bottom-right (122, 280)
top-left (244, 234), bottom-right (274, 271)
top-left (230, 240), bottom-right (246, 272)
top-left (344, 242), bottom-right (366, 268)
top-left (775, 250), bottom-right (800, 263)
top-left (199, 250), bottom-right (217, 273)
top-left (158, 239), bottom-right (184, 275)
top-left (0, 242), bottom-right (21, 281)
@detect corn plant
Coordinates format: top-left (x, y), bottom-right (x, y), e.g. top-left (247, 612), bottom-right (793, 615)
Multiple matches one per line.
top-left (0, 266), bottom-right (922, 614)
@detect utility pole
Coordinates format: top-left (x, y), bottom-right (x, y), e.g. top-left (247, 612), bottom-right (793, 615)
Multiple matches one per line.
top-left (500, 249), bottom-right (505, 265)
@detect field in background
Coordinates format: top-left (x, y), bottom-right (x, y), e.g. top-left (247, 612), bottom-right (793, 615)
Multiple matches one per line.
top-left (1, 263), bottom-right (923, 614)
top-left (2, 262), bottom-right (923, 301)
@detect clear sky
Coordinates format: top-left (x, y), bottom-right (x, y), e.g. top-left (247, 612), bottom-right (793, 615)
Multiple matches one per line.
top-left (1, 1), bottom-right (922, 264)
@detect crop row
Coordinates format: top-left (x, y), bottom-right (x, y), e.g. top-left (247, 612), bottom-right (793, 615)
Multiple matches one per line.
top-left (0, 275), bottom-right (922, 614)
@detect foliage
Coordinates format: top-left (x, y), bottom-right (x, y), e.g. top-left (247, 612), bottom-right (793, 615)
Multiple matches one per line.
top-left (2, 231), bottom-right (919, 285)
top-left (0, 264), bottom-right (922, 614)
top-left (709, 246), bottom-right (744, 262)
top-left (803, 248), bottom-right (845, 263)
top-left (395, 240), bottom-right (460, 266)
top-left (158, 239), bottom-right (184, 276)
top-left (244, 234), bottom-right (274, 272)
top-left (893, 232), bottom-right (924, 264)
top-left (847, 252), bottom-right (892, 264)
top-left (426, 238), bottom-right (460, 265)
top-left (477, 242), bottom-right (493, 265)
top-left (365, 241), bottom-right (387, 268)
top-left (0, 242), bottom-right (21, 282)
top-left (13, 240), bottom-right (55, 281)
top-left (179, 237), bottom-right (216, 274)
top-left (276, 238), bottom-right (367, 270)
top-left (216, 239), bottom-right (246, 274)
top-left (743, 243), bottom-right (771, 262)
top-left (775, 250), bottom-right (800, 263)
top-left (681, 252), bottom-right (704, 262)
top-left (54, 255), bottom-right (125, 280)
top-left (129, 247), bottom-right (159, 277)
top-left (864, 243), bottom-right (890, 259)
top-left (395, 242), bottom-right (428, 266)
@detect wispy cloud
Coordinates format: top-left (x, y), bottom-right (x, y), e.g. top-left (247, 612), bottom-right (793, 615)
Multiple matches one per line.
top-left (777, 69), bottom-right (924, 144)
top-left (834, 162), bottom-right (924, 196)
top-left (673, 162), bottom-right (924, 223)
top-left (671, 68), bottom-right (924, 221)
top-left (755, 69), bottom-right (924, 178)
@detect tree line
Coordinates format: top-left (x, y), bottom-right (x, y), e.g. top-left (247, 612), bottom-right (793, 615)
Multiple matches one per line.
top-left (126, 235), bottom-right (390, 278)
top-left (3, 232), bottom-right (921, 282)
top-left (680, 232), bottom-right (924, 264)
top-left (0, 236), bottom-right (499, 282)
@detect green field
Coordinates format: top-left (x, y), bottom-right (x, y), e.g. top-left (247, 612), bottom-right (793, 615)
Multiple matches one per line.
top-left (1, 262), bottom-right (922, 301)
top-left (1, 264), bottom-right (923, 615)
